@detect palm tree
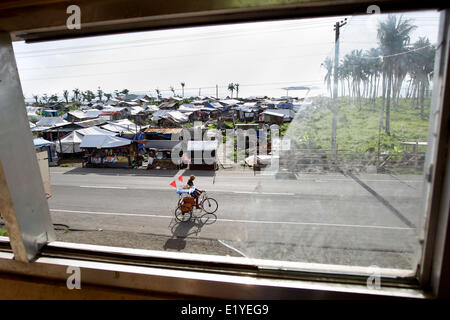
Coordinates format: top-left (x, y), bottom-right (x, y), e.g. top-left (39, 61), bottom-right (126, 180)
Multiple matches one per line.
top-left (235, 83), bottom-right (240, 98)
top-left (408, 37), bottom-right (435, 119)
top-left (377, 14), bottom-right (416, 135)
top-left (170, 86), bottom-right (175, 97)
top-left (83, 90), bottom-right (95, 102)
top-left (50, 94), bottom-right (58, 102)
top-left (338, 62), bottom-right (351, 102)
top-left (97, 87), bottom-right (103, 102)
top-left (347, 50), bottom-right (367, 109)
top-left (155, 89), bottom-right (162, 100)
top-left (32, 94), bottom-right (40, 105)
top-left (364, 48), bottom-right (382, 103)
top-left (63, 90), bottom-right (70, 104)
top-left (72, 88), bottom-right (81, 102)
top-left (341, 50), bottom-right (366, 108)
top-left (321, 57), bottom-right (334, 97)
top-left (40, 94), bottom-right (49, 105)
top-left (228, 83), bottom-right (235, 98)
top-left (180, 82), bottom-right (185, 97)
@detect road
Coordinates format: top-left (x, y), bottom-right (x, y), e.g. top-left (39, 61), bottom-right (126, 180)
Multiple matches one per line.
top-left (47, 167), bottom-right (426, 270)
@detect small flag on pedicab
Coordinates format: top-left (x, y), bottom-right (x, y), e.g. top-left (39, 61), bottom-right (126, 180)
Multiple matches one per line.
top-left (178, 175), bottom-right (183, 182)
top-left (169, 180), bottom-right (177, 188)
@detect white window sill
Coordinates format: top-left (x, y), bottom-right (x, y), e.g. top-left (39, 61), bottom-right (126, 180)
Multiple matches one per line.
top-left (0, 238), bottom-right (430, 299)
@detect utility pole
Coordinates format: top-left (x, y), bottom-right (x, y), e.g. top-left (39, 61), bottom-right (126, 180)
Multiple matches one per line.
top-left (216, 85), bottom-right (218, 99)
top-left (331, 18), bottom-right (346, 160)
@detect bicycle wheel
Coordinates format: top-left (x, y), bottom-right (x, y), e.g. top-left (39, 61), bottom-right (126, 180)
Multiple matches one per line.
top-left (175, 206), bottom-right (192, 222)
top-left (201, 197), bottom-right (218, 214)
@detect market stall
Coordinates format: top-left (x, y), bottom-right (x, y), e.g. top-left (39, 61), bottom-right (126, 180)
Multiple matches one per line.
top-left (80, 135), bottom-right (140, 168)
top-left (33, 138), bottom-right (58, 166)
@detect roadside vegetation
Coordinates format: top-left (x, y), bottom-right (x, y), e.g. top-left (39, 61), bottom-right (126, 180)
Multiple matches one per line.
top-left (295, 14), bottom-right (435, 156)
top-left (289, 96), bottom-right (430, 154)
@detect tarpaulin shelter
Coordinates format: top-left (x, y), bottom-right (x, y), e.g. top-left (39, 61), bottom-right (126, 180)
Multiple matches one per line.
top-left (80, 135), bottom-right (140, 168)
top-left (56, 126), bottom-right (116, 154)
top-left (33, 138), bottom-right (58, 166)
top-left (80, 135), bottom-right (133, 149)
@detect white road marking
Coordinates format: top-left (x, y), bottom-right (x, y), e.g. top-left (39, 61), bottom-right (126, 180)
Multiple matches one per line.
top-left (50, 209), bottom-right (414, 230)
top-left (79, 185), bottom-right (128, 189)
top-left (218, 240), bottom-right (249, 258)
top-left (231, 191), bottom-right (295, 195)
top-left (260, 192), bottom-right (296, 195)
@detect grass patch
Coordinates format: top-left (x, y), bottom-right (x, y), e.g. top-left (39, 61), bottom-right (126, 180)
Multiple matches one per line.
top-left (287, 97), bottom-right (430, 154)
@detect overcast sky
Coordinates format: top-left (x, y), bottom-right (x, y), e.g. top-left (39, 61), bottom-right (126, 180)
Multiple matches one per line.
top-left (13, 10), bottom-right (440, 100)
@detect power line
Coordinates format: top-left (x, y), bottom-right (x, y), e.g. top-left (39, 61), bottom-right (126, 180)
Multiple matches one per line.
top-left (18, 42), bottom-right (334, 71)
top-left (355, 44), bottom-right (435, 60)
top-left (20, 50), bottom-right (332, 82)
top-left (16, 19), bottom-right (336, 56)
top-left (15, 19), bottom-right (337, 55)
top-left (15, 21), bottom-right (336, 59)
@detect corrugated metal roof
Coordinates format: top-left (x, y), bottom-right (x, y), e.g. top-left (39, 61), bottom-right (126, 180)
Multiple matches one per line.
top-left (101, 123), bottom-right (136, 134)
top-left (36, 117), bottom-right (68, 127)
top-left (76, 118), bottom-right (108, 128)
top-left (167, 111), bottom-right (189, 123)
top-left (144, 128), bottom-right (183, 134)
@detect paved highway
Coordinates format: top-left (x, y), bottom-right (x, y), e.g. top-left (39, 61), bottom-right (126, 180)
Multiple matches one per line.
top-left (47, 167), bottom-right (426, 270)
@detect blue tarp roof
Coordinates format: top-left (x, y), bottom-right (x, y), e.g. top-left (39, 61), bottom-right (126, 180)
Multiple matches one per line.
top-left (124, 132), bottom-right (144, 151)
top-left (276, 103), bottom-right (293, 109)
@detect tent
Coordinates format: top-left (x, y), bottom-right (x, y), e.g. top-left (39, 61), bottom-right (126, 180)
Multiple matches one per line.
top-left (56, 127), bottom-right (116, 153)
top-left (80, 135), bottom-right (133, 149)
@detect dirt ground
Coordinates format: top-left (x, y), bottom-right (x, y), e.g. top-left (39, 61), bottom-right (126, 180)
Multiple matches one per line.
top-left (54, 229), bottom-right (241, 257)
